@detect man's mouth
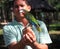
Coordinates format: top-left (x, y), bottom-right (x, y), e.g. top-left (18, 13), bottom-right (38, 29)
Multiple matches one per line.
top-left (19, 10), bottom-right (23, 13)
top-left (19, 9), bottom-right (25, 13)
top-left (19, 9), bottom-right (25, 15)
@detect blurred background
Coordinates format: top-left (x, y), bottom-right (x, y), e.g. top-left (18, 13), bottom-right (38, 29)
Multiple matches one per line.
top-left (0, 0), bottom-right (60, 49)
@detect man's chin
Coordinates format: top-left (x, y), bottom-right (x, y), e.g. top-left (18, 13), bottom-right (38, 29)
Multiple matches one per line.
top-left (19, 15), bottom-right (25, 18)
top-left (19, 13), bottom-right (25, 17)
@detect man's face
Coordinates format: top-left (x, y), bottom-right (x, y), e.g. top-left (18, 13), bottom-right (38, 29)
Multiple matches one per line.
top-left (13, 0), bottom-right (31, 19)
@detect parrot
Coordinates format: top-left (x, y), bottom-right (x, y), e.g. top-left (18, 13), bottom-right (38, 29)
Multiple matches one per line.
top-left (19, 9), bottom-right (41, 32)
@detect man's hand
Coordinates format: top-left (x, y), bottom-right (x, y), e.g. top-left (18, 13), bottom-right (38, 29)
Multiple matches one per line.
top-left (23, 26), bottom-right (36, 46)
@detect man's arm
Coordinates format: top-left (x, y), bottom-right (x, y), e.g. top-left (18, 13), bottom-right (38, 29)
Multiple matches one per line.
top-left (31, 41), bottom-right (48, 49)
top-left (3, 26), bottom-right (26, 49)
top-left (8, 38), bottom-right (26, 49)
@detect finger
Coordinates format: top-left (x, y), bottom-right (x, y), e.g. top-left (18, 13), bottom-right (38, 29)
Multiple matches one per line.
top-left (26, 26), bottom-right (36, 40)
top-left (23, 35), bottom-right (27, 42)
top-left (23, 26), bottom-right (32, 34)
top-left (27, 33), bottom-right (35, 42)
top-left (28, 29), bottom-right (36, 38)
top-left (27, 33), bottom-right (36, 42)
top-left (23, 23), bottom-right (31, 32)
top-left (25, 34), bottom-right (33, 42)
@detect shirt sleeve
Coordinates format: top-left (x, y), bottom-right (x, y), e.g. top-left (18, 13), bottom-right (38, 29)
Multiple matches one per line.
top-left (3, 25), bottom-right (17, 47)
top-left (38, 21), bottom-right (52, 44)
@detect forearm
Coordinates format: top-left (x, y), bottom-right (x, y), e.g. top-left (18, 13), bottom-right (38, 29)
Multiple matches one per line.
top-left (31, 42), bottom-right (48, 49)
top-left (16, 40), bottom-right (26, 49)
top-left (8, 39), bottom-right (25, 49)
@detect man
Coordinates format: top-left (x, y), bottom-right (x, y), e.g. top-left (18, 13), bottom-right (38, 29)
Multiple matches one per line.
top-left (3, 0), bottom-right (52, 49)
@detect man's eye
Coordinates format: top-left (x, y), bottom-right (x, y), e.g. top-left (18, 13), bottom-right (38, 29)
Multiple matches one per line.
top-left (14, 5), bottom-right (24, 8)
top-left (14, 5), bottom-right (18, 8)
top-left (20, 5), bottom-right (24, 7)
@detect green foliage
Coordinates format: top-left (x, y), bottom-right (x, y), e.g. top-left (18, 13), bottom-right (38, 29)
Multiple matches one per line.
top-left (50, 23), bottom-right (60, 27)
top-left (48, 0), bottom-right (60, 9)
top-left (49, 22), bottom-right (60, 31)
top-left (55, 3), bottom-right (60, 9)
top-left (0, 29), bottom-right (3, 35)
top-left (0, 0), bottom-right (7, 7)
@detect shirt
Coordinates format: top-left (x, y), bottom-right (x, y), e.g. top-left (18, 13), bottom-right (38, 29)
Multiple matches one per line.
top-left (3, 20), bottom-right (52, 49)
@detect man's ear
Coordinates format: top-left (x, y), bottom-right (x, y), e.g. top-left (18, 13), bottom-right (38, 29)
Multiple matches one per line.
top-left (27, 5), bottom-right (31, 12)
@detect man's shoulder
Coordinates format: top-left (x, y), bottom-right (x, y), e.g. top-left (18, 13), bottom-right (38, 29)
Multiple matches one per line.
top-left (3, 22), bottom-right (12, 29)
top-left (3, 21), bottom-right (16, 29)
top-left (3, 20), bottom-right (17, 26)
top-left (37, 20), bottom-right (45, 24)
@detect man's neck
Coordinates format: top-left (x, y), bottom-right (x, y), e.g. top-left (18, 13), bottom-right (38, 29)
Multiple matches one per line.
top-left (16, 18), bottom-right (29, 26)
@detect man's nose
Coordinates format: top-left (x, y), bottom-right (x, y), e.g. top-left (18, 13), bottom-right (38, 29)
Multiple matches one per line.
top-left (18, 6), bottom-right (23, 11)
